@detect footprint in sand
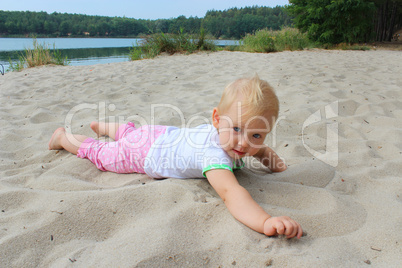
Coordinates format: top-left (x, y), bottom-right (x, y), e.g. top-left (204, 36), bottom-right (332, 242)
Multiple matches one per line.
top-left (239, 159), bottom-right (367, 238)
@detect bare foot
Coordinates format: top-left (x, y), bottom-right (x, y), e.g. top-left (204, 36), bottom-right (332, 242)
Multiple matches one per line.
top-left (90, 121), bottom-right (101, 137)
top-left (48, 127), bottom-right (66, 150)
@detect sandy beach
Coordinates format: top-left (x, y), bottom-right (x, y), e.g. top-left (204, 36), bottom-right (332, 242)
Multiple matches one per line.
top-left (1, 50), bottom-right (401, 267)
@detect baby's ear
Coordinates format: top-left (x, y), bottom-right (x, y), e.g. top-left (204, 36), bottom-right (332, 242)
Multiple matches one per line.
top-left (212, 107), bottom-right (220, 128)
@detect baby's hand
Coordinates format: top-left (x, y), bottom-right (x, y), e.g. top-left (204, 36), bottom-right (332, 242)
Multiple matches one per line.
top-left (263, 216), bottom-right (303, 239)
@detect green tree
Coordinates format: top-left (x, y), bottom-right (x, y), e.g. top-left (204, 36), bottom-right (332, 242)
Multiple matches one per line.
top-left (287, 0), bottom-right (376, 44)
top-left (154, 19), bottom-right (170, 33)
top-left (203, 6), bottom-right (291, 39)
top-left (59, 21), bottom-right (71, 36)
top-left (5, 21), bottom-right (18, 34)
top-left (0, 13), bottom-right (5, 33)
top-left (98, 21), bottom-right (110, 36)
top-left (202, 16), bottom-right (224, 37)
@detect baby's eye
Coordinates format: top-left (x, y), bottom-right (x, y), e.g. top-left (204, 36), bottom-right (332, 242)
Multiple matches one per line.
top-left (253, 133), bottom-right (262, 139)
top-left (233, 127), bottom-right (241, 132)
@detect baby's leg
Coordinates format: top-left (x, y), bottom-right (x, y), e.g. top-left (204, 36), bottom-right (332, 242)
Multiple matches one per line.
top-left (48, 127), bottom-right (88, 155)
top-left (90, 121), bottom-right (121, 140)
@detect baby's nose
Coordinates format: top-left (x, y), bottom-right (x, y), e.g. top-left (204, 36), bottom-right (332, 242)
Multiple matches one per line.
top-left (237, 135), bottom-right (248, 148)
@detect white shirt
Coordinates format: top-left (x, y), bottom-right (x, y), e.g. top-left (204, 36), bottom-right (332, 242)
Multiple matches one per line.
top-left (144, 124), bottom-right (243, 179)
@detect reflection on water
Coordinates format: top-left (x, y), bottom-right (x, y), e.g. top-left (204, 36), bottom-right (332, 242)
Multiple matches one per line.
top-left (0, 47), bottom-right (131, 72)
top-left (61, 47), bottom-right (130, 59)
top-left (0, 39), bottom-right (239, 72)
top-left (65, 47), bottom-right (131, 66)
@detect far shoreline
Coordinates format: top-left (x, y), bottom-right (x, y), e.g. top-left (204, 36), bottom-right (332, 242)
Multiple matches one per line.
top-left (0, 34), bottom-right (238, 41)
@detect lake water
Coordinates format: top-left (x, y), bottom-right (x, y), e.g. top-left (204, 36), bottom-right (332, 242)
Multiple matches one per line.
top-left (0, 38), bottom-right (239, 73)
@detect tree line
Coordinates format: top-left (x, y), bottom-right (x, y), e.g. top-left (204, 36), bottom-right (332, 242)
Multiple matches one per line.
top-left (0, 6), bottom-right (291, 39)
top-left (1, 1), bottom-right (401, 44)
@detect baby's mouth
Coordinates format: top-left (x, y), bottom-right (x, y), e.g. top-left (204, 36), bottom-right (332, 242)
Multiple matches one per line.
top-left (232, 149), bottom-right (246, 156)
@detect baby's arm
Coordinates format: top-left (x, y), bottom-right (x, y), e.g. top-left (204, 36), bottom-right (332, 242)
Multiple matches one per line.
top-left (254, 145), bottom-right (287, 172)
top-left (206, 169), bottom-right (302, 238)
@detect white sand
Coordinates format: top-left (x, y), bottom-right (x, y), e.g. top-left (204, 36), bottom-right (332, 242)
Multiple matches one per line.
top-left (1, 50), bottom-right (401, 267)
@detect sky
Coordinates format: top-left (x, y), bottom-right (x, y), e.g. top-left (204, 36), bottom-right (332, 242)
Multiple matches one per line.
top-left (2, 0), bottom-right (289, 20)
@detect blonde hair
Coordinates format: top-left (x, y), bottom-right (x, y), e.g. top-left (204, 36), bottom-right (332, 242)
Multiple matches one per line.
top-left (217, 75), bottom-right (279, 120)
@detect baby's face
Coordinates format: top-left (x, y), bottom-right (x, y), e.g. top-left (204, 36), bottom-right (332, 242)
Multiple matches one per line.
top-left (214, 102), bottom-right (274, 160)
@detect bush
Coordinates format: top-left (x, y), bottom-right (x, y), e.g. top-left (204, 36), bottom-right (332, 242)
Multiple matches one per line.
top-left (130, 28), bottom-right (216, 60)
top-left (241, 28), bottom-right (312, 53)
top-left (275, 27), bottom-right (312, 51)
top-left (241, 30), bottom-right (277, 53)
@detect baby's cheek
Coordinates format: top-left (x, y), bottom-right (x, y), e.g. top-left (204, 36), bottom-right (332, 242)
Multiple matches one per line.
top-left (220, 133), bottom-right (233, 147)
top-left (248, 149), bottom-right (258, 156)
top-left (248, 145), bottom-right (261, 156)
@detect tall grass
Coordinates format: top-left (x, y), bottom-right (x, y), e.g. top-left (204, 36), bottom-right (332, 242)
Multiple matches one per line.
top-left (8, 39), bottom-right (69, 71)
top-left (241, 27), bottom-right (312, 53)
top-left (130, 28), bottom-right (216, 60)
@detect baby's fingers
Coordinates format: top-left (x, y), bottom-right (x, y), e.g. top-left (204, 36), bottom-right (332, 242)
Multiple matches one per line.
top-left (264, 217), bottom-right (303, 239)
top-left (284, 220), bottom-right (303, 239)
top-left (296, 224), bottom-right (303, 239)
top-left (285, 224), bottom-right (300, 239)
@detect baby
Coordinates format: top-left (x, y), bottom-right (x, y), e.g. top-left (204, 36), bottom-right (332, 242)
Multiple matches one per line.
top-left (49, 75), bottom-right (303, 239)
